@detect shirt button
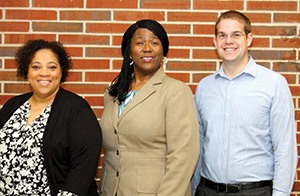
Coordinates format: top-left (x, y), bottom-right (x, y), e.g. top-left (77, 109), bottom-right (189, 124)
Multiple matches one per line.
top-left (225, 131), bottom-right (228, 134)
top-left (226, 113), bottom-right (229, 116)
top-left (114, 130), bottom-right (117, 134)
top-left (222, 167), bottom-right (225, 170)
top-left (227, 95), bottom-right (230, 99)
top-left (116, 150), bottom-right (119, 155)
top-left (116, 172), bottom-right (119, 177)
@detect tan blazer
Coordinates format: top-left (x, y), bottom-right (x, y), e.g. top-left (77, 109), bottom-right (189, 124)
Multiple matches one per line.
top-left (99, 68), bottom-right (199, 196)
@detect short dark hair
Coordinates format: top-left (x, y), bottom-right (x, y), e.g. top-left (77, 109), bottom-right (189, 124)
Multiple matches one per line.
top-left (16, 39), bottom-right (72, 83)
top-left (109, 19), bottom-right (169, 103)
top-left (215, 10), bottom-right (251, 36)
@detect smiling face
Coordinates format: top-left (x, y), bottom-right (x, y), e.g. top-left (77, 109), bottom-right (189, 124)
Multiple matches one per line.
top-left (28, 49), bottom-right (62, 100)
top-left (213, 18), bottom-right (253, 67)
top-left (130, 28), bottom-right (164, 78)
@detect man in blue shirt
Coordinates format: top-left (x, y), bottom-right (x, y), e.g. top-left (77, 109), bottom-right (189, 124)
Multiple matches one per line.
top-left (192, 10), bottom-right (297, 196)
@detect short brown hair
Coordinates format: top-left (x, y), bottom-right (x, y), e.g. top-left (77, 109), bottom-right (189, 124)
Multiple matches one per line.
top-left (215, 10), bottom-right (251, 36)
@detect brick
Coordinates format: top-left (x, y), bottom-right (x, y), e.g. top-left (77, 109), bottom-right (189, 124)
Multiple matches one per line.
top-left (86, 48), bottom-right (122, 58)
top-left (290, 86), bottom-right (300, 96)
top-left (87, 23), bottom-right (131, 33)
top-left (6, 10), bottom-right (57, 20)
top-left (273, 62), bottom-right (298, 72)
top-left (165, 72), bottom-right (189, 83)
top-left (141, 0), bottom-right (190, 9)
top-left (85, 72), bottom-right (119, 82)
top-left (273, 38), bottom-right (300, 48)
top-left (72, 59), bottom-right (110, 70)
top-left (32, 22), bottom-right (83, 32)
top-left (274, 13), bottom-right (300, 23)
top-left (194, 24), bottom-right (214, 35)
top-left (0, 47), bottom-right (19, 57)
top-left (114, 11), bottom-right (165, 21)
top-left (249, 50), bottom-right (296, 61)
top-left (193, 49), bottom-right (219, 60)
top-left (168, 49), bottom-right (190, 59)
top-left (4, 59), bottom-right (17, 69)
top-left (0, 95), bottom-right (14, 105)
top-left (248, 1), bottom-right (297, 11)
top-left (0, 71), bottom-right (18, 81)
top-left (167, 61), bottom-right (216, 71)
top-left (163, 24), bottom-right (190, 34)
top-left (0, 22), bottom-right (29, 32)
top-left (61, 83), bottom-right (108, 94)
top-left (0, 0), bottom-right (29, 7)
top-left (87, 0), bottom-right (138, 8)
top-left (251, 38), bottom-right (269, 48)
top-left (168, 12), bottom-right (217, 22)
top-left (294, 182), bottom-right (300, 191)
top-left (65, 71), bottom-right (82, 82)
top-left (252, 26), bottom-right (296, 36)
top-left (295, 110), bottom-right (300, 120)
top-left (112, 60), bottom-right (123, 70)
top-left (193, 73), bottom-right (214, 83)
top-left (112, 36), bottom-right (123, 46)
top-left (59, 35), bottom-right (110, 45)
top-left (0, 10), bottom-right (2, 19)
top-left (33, 0), bottom-right (83, 8)
top-left (60, 11), bottom-right (110, 21)
top-left (245, 13), bottom-right (271, 23)
top-left (92, 108), bottom-right (103, 119)
top-left (5, 34), bottom-right (56, 44)
top-left (5, 83), bottom-right (31, 93)
top-left (0, 59), bottom-right (2, 68)
top-left (169, 36), bottom-right (213, 47)
top-left (188, 84), bottom-right (197, 94)
top-left (64, 47), bottom-right (83, 57)
top-left (85, 96), bottom-right (104, 107)
top-left (281, 74), bottom-right (296, 84)
top-left (194, 0), bottom-right (243, 10)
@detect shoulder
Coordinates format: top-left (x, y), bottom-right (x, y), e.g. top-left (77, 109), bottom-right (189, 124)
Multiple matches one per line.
top-left (2, 92), bottom-right (32, 109)
top-left (53, 88), bottom-right (90, 110)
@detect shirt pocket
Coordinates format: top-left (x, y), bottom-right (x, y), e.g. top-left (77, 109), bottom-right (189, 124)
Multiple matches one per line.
top-left (137, 166), bottom-right (165, 193)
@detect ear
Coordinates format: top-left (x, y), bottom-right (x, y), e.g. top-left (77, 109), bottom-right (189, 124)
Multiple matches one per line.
top-left (213, 37), bottom-right (217, 49)
top-left (246, 33), bottom-right (253, 47)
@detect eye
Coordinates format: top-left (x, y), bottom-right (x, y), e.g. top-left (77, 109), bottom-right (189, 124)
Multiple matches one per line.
top-left (151, 41), bottom-right (158, 45)
top-left (31, 65), bottom-right (40, 70)
top-left (49, 66), bottom-right (57, 70)
top-left (232, 33), bottom-right (242, 38)
top-left (218, 33), bottom-right (226, 39)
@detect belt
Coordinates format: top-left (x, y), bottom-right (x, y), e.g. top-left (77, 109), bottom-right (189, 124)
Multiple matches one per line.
top-left (201, 177), bottom-right (272, 193)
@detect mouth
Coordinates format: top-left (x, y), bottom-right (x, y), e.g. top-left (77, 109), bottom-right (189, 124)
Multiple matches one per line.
top-left (141, 56), bottom-right (153, 62)
top-left (38, 80), bottom-right (51, 85)
top-left (224, 48), bottom-right (237, 52)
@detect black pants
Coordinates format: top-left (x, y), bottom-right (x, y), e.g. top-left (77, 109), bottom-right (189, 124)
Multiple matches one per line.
top-left (195, 180), bottom-right (272, 196)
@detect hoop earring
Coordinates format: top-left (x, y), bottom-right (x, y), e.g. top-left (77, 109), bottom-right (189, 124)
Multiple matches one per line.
top-left (130, 57), bottom-right (134, 66)
top-left (162, 56), bottom-right (168, 66)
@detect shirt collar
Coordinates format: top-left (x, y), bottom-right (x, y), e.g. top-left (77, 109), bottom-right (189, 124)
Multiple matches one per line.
top-left (216, 55), bottom-right (257, 79)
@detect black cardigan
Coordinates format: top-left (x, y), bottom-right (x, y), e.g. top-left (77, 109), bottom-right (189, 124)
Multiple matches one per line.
top-left (0, 88), bottom-right (102, 196)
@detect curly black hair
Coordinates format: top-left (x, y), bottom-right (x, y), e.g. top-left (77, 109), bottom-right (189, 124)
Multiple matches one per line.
top-left (15, 39), bottom-right (72, 83)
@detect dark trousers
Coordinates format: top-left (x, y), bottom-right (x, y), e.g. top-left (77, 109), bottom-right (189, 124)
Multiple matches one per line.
top-left (195, 179), bottom-right (272, 196)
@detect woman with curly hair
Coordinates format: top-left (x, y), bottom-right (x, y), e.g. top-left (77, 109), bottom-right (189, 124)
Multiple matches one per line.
top-left (0, 39), bottom-right (102, 196)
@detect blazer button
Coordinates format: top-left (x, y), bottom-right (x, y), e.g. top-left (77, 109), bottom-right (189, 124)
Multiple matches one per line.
top-left (116, 172), bottom-right (119, 177)
top-left (116, 150), bottom-right (119, 155)
top-left (114, 130), bottom-right (117, 134)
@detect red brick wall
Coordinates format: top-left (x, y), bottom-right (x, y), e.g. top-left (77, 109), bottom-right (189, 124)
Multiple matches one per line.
top-left (0, 0), bottom-right (299, 194)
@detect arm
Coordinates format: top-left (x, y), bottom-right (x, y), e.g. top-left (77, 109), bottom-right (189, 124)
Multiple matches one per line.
top-left (191, 84), bottom-right (204, 196)
top-left (61, 107), bottom-right (102, 196)
top-left (157, 83), bottom-right (200, 196)
top-left (270, 76), bottom-right (297, 196)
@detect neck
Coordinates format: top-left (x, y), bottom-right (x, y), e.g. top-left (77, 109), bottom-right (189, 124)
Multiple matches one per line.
top-left (29, 91), bottom-right (58, 109)
top-left (223, 57), bottom-right (249, 80)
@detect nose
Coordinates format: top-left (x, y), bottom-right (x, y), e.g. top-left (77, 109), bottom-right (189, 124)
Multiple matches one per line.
top-left (225, 35), bottom-right (234, 43)
top-left (143, 42), bottom-right (152, 52)
top-left (39, 67), bottom-right (50, 76)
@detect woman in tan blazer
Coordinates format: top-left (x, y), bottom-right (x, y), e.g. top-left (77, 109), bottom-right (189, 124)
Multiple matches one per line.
top-left (99, 19), bottom-right (199, 196)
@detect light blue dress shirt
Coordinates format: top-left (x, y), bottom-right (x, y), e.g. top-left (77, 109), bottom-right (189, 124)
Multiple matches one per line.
top-left (191, 56), bottom-right (297, 196)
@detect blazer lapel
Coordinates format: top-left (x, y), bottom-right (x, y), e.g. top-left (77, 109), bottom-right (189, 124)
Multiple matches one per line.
top-left (117, 68), bottom-right (166, 125)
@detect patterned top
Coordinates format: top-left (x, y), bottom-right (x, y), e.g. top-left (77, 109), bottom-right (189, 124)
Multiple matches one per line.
top-left (0, 101), bottom-right (77, 196)
top-left (118, 90), bottom-right (138, 117)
